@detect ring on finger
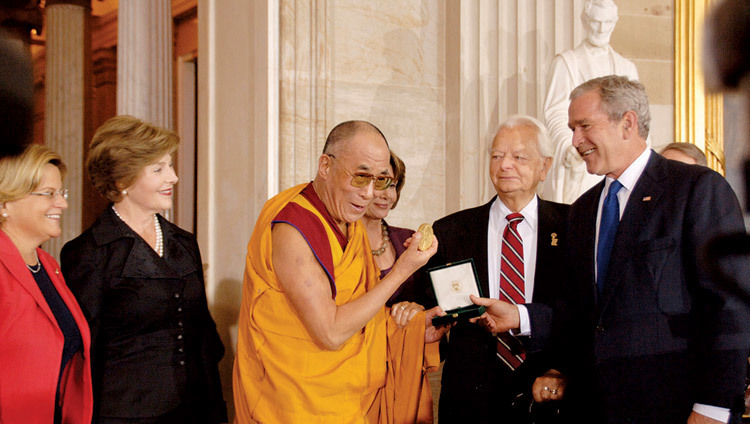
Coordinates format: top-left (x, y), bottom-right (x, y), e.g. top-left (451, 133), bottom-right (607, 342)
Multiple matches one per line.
top-left (550, 389), bottom-right (558, 395)
top-left (400, 305), bottom-right (406, 310)
top-left (543, 386), bottom-right (550, 392)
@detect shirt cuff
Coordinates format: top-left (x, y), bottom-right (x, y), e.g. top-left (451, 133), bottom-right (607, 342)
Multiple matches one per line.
top-left (511, 305), bottom-right (531, 336)
top-left (692, 403), bottom-right (730, 423)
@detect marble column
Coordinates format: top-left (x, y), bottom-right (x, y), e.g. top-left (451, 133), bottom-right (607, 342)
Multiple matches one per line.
top-left (117, 0), bottom-right (173, 129)
top-left (44, 0), bottom-right (89, 258)
top-left (198, 0), bottom-right (278, 418)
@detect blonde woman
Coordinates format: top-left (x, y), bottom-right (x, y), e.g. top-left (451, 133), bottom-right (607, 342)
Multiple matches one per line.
top-left (61, 115), bottom-right (226, 423)
top-left (0, 144), bottom-right (93, 424)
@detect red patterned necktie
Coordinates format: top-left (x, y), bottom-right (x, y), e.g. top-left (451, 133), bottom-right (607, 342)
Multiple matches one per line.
top-left (497, 212), bottom-right (526, 370)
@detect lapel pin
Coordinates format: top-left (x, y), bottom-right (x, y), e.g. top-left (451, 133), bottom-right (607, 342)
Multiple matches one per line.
top-left (55, 269), bottom-right (60, 275)
top-left (642, 196), bottom-right (652, 201)
top-left (550, 232), bottom-right (558, 246)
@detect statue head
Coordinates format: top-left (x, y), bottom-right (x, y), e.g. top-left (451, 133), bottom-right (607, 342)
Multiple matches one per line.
top-left (581, 0), bottom-right (619, 48)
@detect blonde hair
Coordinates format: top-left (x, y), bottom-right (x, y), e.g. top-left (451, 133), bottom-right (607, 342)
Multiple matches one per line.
top-left (87, 115), bottom-right (179, 202)
top-left (0, 144), bottom-right (66, 225)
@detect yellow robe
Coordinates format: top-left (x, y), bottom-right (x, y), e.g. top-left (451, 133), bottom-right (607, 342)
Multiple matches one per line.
top-left (233, 183), bottom-right (438, 424)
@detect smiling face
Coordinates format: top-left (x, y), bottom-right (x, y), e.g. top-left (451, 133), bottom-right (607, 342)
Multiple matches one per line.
top-left (318, 130), bottom-right (391, 230)
top-left (2, 163), bottom-right (68, 246)
top-left (568, 89), bottom-right (631, 178)
top-left (584, 4), bottom-right (618, 48)
top-left (118, 153), bottom-right (178, 215)
top-left (365, 163), bottom-right (397, 221)
top-left (489, 124), bottom-right (551, 207)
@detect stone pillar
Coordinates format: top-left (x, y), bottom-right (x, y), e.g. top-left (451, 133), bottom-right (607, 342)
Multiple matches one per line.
top-left (44, 0), bottom-right (90, 258)
top-left (117, 0), bottom-right (173, 129)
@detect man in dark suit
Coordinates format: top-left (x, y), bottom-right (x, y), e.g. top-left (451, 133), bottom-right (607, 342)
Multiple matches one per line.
top-left (565, 75), bottom-right (750, 423)
top-left (426, 115), bottom-right (570, 423)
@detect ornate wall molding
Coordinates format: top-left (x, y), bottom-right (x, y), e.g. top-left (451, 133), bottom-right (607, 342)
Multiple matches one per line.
top-left (279, 0), bottom-right (331, 189)
top-left (675, 0), bottom-right (724, 173)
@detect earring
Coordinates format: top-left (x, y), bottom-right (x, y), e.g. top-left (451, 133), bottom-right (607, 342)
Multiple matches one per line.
top-left (1, 212), bottom-right (7, 218)
top-left (121, 189), bottom-right (128, 196)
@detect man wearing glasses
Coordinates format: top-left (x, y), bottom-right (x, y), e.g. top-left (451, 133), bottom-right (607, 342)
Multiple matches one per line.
top-left (233, 120), bottom-right (448, 422)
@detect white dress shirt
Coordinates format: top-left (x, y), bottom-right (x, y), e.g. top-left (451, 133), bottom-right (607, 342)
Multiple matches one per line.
top-left (592, 148), bottom-right (729, 423)
top-left (487, 195), bottom-right (538, 335)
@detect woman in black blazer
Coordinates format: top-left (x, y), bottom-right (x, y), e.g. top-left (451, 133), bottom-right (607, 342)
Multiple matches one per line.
top-left (61, 115), bottom-right (227, 424)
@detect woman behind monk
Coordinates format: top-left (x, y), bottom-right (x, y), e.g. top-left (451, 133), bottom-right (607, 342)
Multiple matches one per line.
top-left (363, 150), bottom-right (429, 323)
top-left (61, 115), bottom-right (227, 423)
top-left (0, 144), bottom-right (93, 423)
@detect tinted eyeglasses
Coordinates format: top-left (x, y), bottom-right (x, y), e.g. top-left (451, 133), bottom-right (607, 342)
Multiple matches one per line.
top-left (30, 189), bottom-right (69, 200)
top-left (326, 154), bottom-right (393, 190)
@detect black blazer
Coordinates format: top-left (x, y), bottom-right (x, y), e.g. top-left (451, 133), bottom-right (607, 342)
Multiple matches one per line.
top-left (61, 207), bottom-right (227, 423)
top-left (422, 196), bottom-right (569, 423)
top-left (566, 151), bottom-right (750, 423)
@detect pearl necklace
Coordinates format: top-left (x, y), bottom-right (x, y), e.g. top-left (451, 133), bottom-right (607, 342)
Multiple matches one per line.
top-left (112, 206), bottom-right (164, 257)
top-left (27, 251), bottom-right (41, 273)
top-left (371, 222), bottom-right (389, 256)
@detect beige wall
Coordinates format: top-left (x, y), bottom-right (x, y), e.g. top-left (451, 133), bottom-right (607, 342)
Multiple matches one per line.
top-left (278, 0), bottom-right (676, 224)
top-left (612, 0), bottom-right (675, 149)
top-left (279, 0), bottom-right (447, 229)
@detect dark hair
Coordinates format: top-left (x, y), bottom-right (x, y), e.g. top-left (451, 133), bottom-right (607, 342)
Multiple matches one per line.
top-left (389, 150), bottom-right (406, 209)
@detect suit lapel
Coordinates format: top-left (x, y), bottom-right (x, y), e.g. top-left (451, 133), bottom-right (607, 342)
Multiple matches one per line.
top-left (599, 153), bottom-right (665, 312)
top-left (94, 208), bottom-right (197, 280)
top-left (471, 200), bottom-right (493, 298)
top-left (0, 231), bottom-right (57, 326)
top-left (534, 200), bottom-right (563, 296)
top-left (577, 182), bottom-right (604, 307)
top-left (39, 249), bottom-right (92, 348)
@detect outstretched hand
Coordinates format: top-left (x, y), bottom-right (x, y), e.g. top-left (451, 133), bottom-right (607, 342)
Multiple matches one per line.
top-left (424, 306), bottom-right (452, 343)
top-left (468, 294), bottom-right (520, 333)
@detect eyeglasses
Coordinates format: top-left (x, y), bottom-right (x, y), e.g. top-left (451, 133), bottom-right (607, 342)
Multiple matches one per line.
top-left (30, 189), bottom-right (69, 200)
top-left (326, 154), bottom-right (393, 190)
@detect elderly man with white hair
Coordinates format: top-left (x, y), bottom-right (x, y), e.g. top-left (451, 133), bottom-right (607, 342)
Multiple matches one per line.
top-left (423, 115), bottom-right (573, 422)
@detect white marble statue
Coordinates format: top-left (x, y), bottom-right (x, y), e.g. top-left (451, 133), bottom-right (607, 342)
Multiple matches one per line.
top-left (539, 0), bottom-right (642, 204)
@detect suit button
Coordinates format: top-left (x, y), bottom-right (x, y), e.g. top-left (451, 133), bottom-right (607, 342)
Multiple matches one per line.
top-left (177, 334), bottom-right (183, 340)
top-left (179, 360), bottom-right (185, 366)
top-left (174, 293), bottom-right (180, 298)
top-left (179, 347), bottom-right (184, 353)
top-left (596, 325), bottom-right (605, 333)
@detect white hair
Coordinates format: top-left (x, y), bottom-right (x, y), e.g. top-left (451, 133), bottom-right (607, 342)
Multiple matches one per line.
top-left (493, 114), bottom-right (554, 158)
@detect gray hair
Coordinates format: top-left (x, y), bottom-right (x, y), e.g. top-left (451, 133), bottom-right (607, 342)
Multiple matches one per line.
top-left (659, 142), bottom-right (708, 166)
top-left (581, 0), bottom-right (618, 22)
top-left (570, 75), bottom-right (651, 139)
top-left (494, 114), bottom-right (553, 158)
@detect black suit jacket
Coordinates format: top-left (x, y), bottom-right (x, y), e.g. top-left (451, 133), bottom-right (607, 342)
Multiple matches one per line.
top-left (60, 207), bottom-right (227, 423)
top-left (566, 151), bottom-right (750, 423)
top-left (423, 196), bottom-right (569, 423)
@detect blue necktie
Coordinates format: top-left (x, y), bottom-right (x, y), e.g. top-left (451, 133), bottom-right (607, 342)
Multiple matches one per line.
top-left (597, 180), bottom-right (623, 297)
